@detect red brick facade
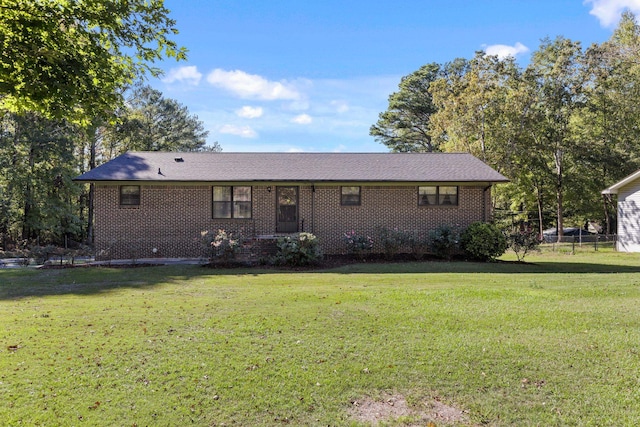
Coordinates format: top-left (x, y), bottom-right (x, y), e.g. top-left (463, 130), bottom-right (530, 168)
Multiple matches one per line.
top-left (94, 183), bottom-right (493, 259)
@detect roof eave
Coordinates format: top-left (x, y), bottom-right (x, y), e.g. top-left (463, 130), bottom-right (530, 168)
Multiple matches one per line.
top-left (602, 169), bottom-right (640, 194)
top-left (73, 178), bottom-right (510, 185)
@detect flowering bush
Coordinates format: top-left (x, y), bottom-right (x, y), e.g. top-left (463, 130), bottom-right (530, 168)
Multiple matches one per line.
top-left (201, 229), bottom-right (242, 261)
top-left (274, 232), bottom-right (322, 266)
top-left (343, 230), bottom-right (373, 258)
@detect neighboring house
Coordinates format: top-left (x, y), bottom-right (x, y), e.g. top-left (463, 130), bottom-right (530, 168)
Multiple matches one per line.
top-left (74, 152), bottom-right (508, 259)
top-left (602, 169), bottom-right (640, 252)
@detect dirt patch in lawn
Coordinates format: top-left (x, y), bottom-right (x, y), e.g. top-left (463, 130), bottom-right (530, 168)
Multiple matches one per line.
top-left (349, 392), bottom-right (468, 426)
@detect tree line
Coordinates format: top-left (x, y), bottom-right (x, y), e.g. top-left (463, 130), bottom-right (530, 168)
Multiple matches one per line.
top-left (371, 12), bottom-right (640, 237)
top-left (0, 86), bottom-right (218, 249)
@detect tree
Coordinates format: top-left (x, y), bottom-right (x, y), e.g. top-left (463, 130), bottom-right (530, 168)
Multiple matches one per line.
top-left (0, 0), bottom-right (186, 123)
top-left (0, 113), bottom-right (84, 244)
top-left (572, 12), bottom-right (640, 233)
top-left (429, 52), bottom-right (521, 169)
top-left (519, 37), bottom-right (586, 241)
top-left (370, 63), bottom-right (442, 152)
top-left (104, 85), bottom-right (217, 153)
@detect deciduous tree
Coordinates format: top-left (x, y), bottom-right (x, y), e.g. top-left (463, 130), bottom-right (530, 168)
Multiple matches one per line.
top-left (0, 0), bottom-right (186, 123)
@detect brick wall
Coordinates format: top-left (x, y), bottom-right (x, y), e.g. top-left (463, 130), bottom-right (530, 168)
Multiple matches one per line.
top-left (94, 183), bottom-right (493, 259)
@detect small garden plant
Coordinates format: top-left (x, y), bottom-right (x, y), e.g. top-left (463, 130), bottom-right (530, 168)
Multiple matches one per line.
top-left (507, 226), bottom-right (542, 262)
top-left (343, 230), bottom-right (373, 259)
top-left (406, 231), bottom-right (430, 260)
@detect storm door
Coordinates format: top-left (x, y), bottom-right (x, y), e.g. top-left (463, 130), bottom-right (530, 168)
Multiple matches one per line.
top-left (276, 186), bottom-right (298, 233)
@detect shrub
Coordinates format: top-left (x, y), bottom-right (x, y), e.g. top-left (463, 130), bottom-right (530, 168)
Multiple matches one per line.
top-left (406, 232), bottom-right (430, 260)
top-left (508, 227), bottom-right (542, 262)
top-left (460, 222), bottom-right (507, 262)
top-left (376, 226), bottom-right (411, 259)
top-left (429, 225), bottom-right (460, 260)
top-left (343, 230), bottom-right (373, 259)
top-left (201, 229), bottom-right (242, 262)
top-left (28, 244), bottom-right (58, 264)
top-left (274, 232), bottom-right (322, 266)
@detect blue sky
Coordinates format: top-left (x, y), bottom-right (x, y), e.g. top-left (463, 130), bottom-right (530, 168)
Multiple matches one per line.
top-left (151, 0), bottom-right (634, 153)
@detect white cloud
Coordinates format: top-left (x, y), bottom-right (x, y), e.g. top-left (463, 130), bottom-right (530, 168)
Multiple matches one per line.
top-left (484, 42), bottom-right (530, 59)
top-left (179, 74), bottom-right (399, 152)
top-left (330, 100), bottom-right (350, 113)
top-left (219, 124), bottom-right (258, 138)
top-left (291, 114), bottom-right (313, 124)
top-left (236, 106), bottom-right (264, 119)
top-left (585, 0), bottom-right (640, 27)
top-left (287, 147), bottom-right (305, 153)
top-left (162, 66), bottom-right (202, 85)
top-left (206, 69), bottom-right (301, 100)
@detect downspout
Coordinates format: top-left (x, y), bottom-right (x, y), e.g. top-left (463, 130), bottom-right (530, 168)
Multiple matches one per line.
top-left (311, 184), bottom-right (315, 234)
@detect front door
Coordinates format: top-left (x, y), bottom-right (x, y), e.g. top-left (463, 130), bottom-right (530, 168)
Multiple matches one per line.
top-left (276, 186), bottom-right (298, 233)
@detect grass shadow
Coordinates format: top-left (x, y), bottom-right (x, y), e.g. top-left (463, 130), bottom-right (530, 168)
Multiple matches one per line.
top-left (1, 254), bottom-right (640, 300)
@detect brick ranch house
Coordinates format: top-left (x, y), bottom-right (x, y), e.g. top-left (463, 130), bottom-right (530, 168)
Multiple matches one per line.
top-left (74, 152), bottom-right (508, 259)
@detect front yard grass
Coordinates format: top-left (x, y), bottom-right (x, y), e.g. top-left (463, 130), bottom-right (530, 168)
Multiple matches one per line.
top-left (1, 251), bottom-right (640, 426)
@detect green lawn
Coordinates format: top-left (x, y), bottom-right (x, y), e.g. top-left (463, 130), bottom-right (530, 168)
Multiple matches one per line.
top-left (1, 251), bottom-right (640, 426)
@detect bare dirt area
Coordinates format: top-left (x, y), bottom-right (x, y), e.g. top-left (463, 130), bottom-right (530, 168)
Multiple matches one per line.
top-left (349, 392), bottom-right (469, 426)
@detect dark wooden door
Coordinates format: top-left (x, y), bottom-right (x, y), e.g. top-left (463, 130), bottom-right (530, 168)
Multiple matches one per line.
top-left (276, 186), bottom-right (298, 233)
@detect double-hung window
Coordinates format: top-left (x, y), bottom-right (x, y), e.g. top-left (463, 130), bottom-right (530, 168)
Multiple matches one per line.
top-left (120, 185), bottom-right (141, 206)
top-left (418, 186), bottom-right (458, 206)
top-left (341, 186), bottom-right (361, 206)
top-left (213, 186), bottom-right (252, 218)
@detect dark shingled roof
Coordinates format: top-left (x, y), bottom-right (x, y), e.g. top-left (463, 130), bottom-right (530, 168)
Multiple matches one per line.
top-left (74, 152), bottom-right (509, 184)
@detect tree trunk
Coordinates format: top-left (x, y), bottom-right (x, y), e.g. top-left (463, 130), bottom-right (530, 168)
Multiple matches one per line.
top-left (556, 184), bottom-right (564, 243)
top-left (86, 127), bottom-right (97, 244)
top-left (555, 148), bottom-right (564, 243)
top-left (602, 195), bottom-right (614, 235)
top-left (536, 186), bottom-right (544, 238)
